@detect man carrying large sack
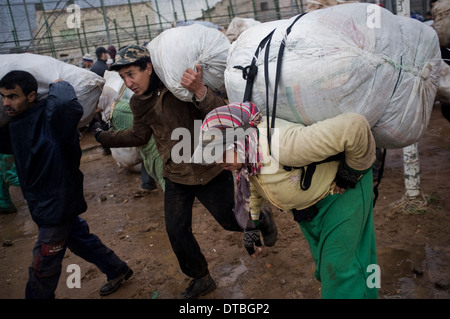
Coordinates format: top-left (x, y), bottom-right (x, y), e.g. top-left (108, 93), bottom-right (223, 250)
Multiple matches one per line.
top-left (0, 71), bottom-right (132, 298)
top-left (92, 45), bottom-right (278, 299)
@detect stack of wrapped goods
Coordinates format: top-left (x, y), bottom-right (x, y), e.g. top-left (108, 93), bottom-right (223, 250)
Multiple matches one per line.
top-left (0, 53), bottom-right (105, 128)
top-left (225, 3), bottom-right (442, 149)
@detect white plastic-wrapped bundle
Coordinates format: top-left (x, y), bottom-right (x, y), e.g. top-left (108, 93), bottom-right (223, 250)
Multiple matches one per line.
top-left (226, 17), bottom-right (261, 43)
top-left (0, 53), bottom-right (105, 128)
top-left (431, 0), bottom-right (450, 47)
top-left (438, 61), bottom-right (450, 104)
top-left (146, 24), bottom-right (230, 102)
top-left (97, 70), bottom-right (142, 173)
top-left (225, 3), bottom-right (441, 148)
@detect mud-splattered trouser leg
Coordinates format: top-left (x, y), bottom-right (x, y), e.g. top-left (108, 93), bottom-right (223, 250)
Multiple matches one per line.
top-left (299, 169), bottom-right (378, 299)
top-left (164, 170), bottom-right (241, 279)
top-left (26, 216), bottom-right (128, 299)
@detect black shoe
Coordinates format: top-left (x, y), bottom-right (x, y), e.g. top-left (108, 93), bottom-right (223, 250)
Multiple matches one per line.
top-left (99, 267), bottom-right (133, 296)
top-left (258, 205), bottom-right (278, 247)
top-left (178, 273), bottom-right (216, 299)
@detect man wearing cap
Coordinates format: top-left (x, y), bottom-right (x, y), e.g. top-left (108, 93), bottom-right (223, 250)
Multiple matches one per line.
top-left (91, 44), bottom-right (278, 299)
top-left (82, 53), bottom-right (94, 70)
top-left (90, 47), bottom-right (109, 77)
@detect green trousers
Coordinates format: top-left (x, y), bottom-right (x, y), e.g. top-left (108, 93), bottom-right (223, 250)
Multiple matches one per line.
top-left (0, 153), bottom-right (20, 213)
top-left (298, 169), bottom-right (378, 299)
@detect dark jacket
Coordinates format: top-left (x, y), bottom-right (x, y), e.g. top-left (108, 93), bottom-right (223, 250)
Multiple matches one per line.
top-left (90, 59), bottom-right (108, 77)
top-left (99, 82), bottom-right (224, 185)
top-left (9, 81), bottom-right (87, 226)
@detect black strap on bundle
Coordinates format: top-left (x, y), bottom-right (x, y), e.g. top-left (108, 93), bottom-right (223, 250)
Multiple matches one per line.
top-left (265, 13), bottom-right (306, 154)
top-left (234, 12), bottom-right (307, 155)
top-left (284, 152), bottom-right (344, 191)
top-left (234, 29), bottom-right (275, 102)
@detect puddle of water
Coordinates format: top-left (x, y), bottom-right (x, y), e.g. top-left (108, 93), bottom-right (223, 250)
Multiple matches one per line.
top-left (378, 245), bottom-right (450, 298)
top-left (217, 258), bottom-right (248, 298)
top-left (0, 202), bottom-right (36, 243)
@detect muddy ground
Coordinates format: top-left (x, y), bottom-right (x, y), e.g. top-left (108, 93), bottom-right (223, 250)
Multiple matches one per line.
top-left (1, 103), bottom-right (449, 301)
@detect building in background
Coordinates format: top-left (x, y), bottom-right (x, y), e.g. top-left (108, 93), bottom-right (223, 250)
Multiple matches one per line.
top-left (0, 0), bottom-right (434, 65)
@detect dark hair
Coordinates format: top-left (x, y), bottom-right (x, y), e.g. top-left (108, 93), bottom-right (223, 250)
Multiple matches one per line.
top-left (95, 46), bottom-right (108, 59)
top-left (0, 70), bottom-right (38, 96)
top-left (135, 56), bottom-right (152, 71)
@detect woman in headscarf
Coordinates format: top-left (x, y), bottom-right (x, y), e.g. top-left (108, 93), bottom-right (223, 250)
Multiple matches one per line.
top-left (192, 101), bottom-right (378, 299)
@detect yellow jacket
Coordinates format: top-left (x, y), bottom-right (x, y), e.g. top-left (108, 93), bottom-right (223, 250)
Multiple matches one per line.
top-left (249, 113), bottom-right (376, 219)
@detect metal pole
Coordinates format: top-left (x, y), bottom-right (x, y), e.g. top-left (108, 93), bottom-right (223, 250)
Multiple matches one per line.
top-left (274, 0), bottom-right (281, 20)
top-left (6, 0), bottom-right (21, 52)
top-left (39, 0), bottom-right (56, 58)
top-left (252, 0), bottom-right (258, 20)
top-left (100, 0), bottom-right (112, 45)
top-left (180, 0), bottom-right (187, 21)
top-left (294, 0), bottom-right (300, 14)
top-left (146, 15), bottom-right (152, 41)
top-left (396, 0), bottom-right (420, 199)
top-left (205, 0), bottom-right (212, 21)
top-left (114, 19), bottom-right (121, 49)
top-left (22, 0), bottom-right (35, 52)
top-left (154, 0), bottom-right (163, 31)
top-left (228, 0), bottom-right (234, 18)
top-left (170, 0), bottom-right (177, 22)
top-left (76, 26), bottom-right (84, 56)
top-left (127, 0), bottom-right (139, 44)
top-left (82, 22), bottom-right (89, 53)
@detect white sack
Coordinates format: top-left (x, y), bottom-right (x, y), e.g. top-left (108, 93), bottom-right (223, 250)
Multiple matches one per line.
top-left (431, 0), bottom-right (450, 47)
top-left (97, 70), bottom-right (142, 172)
top-left (225, 3), bottom-right (441, 149)
top-left (437, 61), bottom-right (450, 104)
top-left (110, 147), bottom-right (142, 173)
top-left (147, 24), bottom-right (230, 102)
top-left (226, 17), bottom-right (261, 43)
top-left (0, 53), bottom-right (105, 128)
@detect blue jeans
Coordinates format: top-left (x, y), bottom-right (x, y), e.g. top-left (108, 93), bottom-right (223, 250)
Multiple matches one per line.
top-left (26, 216), bottom-right (128, 299)
top-left (141, 163), bottom-right (157, 190)
top-left (164, 170), bottom-right (242, 279)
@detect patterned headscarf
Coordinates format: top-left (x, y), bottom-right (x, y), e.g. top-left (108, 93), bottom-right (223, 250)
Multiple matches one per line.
top-left (200, 102), bottom-right (262, 230)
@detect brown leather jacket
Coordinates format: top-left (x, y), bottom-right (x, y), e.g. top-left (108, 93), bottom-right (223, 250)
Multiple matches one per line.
top-left (99, 83), bottom-right (225, 185)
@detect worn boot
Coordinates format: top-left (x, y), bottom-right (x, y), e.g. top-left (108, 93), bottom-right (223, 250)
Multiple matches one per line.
top-left (177, 272), bottom-right (216, 299)
top-left (258, 205), bottom-right (278, 247)
top-left (99, 267), bottom-right (133, 296)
